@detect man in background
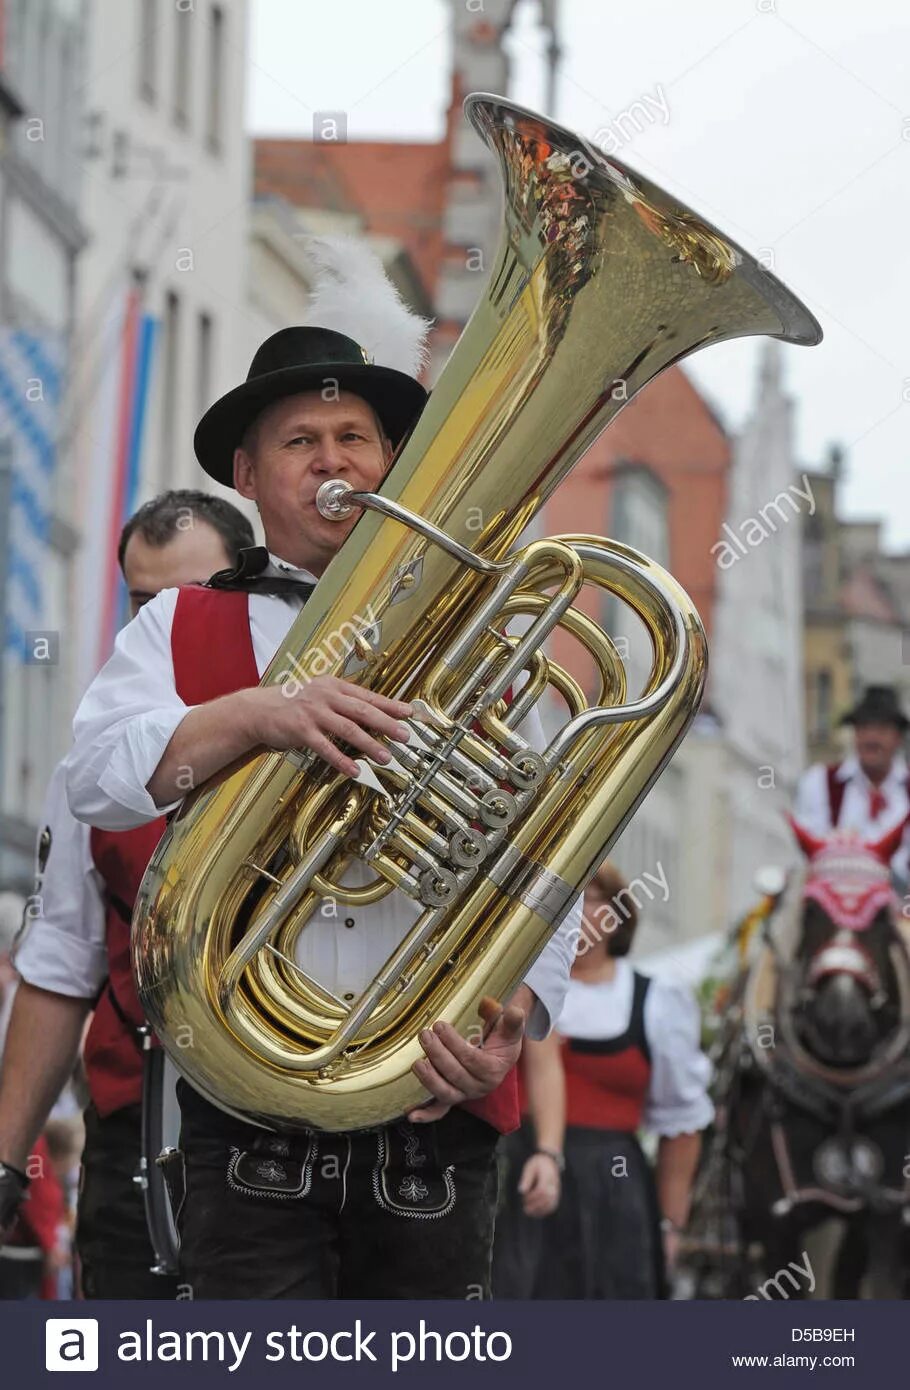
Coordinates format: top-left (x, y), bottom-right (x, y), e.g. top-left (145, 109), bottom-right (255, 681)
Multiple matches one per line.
top-left (794, 685), bottom-right (910, 883)
top-left (0, 490), bottom-right (254, 1298)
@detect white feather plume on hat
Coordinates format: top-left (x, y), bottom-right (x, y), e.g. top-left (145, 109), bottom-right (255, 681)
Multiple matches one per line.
top-left (299, 235), bottom-right (432, 380)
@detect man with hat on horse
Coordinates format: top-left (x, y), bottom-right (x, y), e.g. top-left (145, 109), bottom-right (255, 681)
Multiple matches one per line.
top-left (63, 238), bottom-right (580, 1299)
top-left (794, 684), bottom-right (910, 884)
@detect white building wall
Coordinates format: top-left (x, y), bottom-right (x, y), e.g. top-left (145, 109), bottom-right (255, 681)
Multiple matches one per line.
top-left (707, 342), bottom-right (807, 921)
top-left (0, 0), bottom-right (87, 889)
top-left (69, 0), bottom-right (250, 700)
top-left (600, 465), bottom-right (686, 946)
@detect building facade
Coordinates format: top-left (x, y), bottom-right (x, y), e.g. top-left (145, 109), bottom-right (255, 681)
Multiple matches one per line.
top-left (802, 448), bottom-right (910, 764)
top-left (0, 0), bottom-right (87, 893)
top-left (69, 0), bottom-right (250, 698)
top-left (254, 0), bottom-right (560, 377)
top-left (801, 460), bottom-right (853, 764)
top-left (707, 343), bottom-right (808, 923)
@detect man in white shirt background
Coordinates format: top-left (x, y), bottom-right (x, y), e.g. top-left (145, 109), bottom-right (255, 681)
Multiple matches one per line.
top-left (0, 490), bottom-right (255, 1298)
top-left (62, 244), bottom-right (580, 1300)
top-left (793, 685), bottom-right (910, 884)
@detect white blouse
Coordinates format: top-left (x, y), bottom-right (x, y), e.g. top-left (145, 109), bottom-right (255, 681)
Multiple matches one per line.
top-left (557, 960), bottom-right (714, 1137)
top-left (13, 759), bottom-right (106, 999)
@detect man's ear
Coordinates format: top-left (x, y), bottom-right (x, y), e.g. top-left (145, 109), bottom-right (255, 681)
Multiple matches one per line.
top-left (233, 447), bottom-right (256, 500)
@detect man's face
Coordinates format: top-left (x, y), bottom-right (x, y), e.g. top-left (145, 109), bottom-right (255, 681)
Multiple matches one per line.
top-left (122, 520), bottom-right (232, 617)
top-left (854, 720), bottom-right (904, 781)
top-left (232, 390), bottom-right (393, 575)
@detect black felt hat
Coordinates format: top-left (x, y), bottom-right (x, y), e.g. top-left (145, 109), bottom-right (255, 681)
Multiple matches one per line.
top-left (840, 685), bottom-right (910, 731)
top-left (194, 326), bottom-right (428, 486)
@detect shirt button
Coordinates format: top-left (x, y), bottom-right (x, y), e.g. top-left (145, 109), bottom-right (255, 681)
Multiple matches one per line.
top-left (345, 917), bottom-right (356, 928)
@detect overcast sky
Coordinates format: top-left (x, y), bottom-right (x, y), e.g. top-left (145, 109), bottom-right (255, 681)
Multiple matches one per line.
top-left (249, 0), bottom-right (910, 549)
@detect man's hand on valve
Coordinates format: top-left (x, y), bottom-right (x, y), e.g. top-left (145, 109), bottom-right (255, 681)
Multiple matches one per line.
top-left (407, 985), bottom-right (533, 1123)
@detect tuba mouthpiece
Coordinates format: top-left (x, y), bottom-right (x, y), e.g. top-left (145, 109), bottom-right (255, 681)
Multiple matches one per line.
top-left (315, 479), bottom-right (356, 519)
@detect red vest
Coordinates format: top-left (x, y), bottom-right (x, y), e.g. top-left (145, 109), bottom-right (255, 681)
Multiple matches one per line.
top-left (83, 589), bottom-right (259, 1116)
top-left (84, 585), bottom-right (519, 1134)
top-left (826, 761), bottom-right (910, 828)
top-left (553, 972), bottom-right (652, 1132)
top-left (85, 819), bottom-right (167, 1115)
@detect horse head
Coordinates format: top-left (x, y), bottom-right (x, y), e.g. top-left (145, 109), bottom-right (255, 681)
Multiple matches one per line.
top-left (786, 816), bottom-right (907, 1068)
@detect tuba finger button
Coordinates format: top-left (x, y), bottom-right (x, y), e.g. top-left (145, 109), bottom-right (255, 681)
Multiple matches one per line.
top-left (479, 789), bottom-right (517, 827)
top-left (449, 828), bottom-right (486, 868)
top-left (418, 866), bottom-right (458, 907)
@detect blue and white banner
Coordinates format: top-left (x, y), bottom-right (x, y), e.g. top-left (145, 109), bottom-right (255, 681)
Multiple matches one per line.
top-left (0, 326), bottom-right (63, 659)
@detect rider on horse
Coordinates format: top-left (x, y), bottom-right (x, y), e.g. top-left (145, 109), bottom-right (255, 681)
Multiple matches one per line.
top-left (794, 685), bottom-right (910, 897)
top-left (683, 688), bottom-right (910, 1298)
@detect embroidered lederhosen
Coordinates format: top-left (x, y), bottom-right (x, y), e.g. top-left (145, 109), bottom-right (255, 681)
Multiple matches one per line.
top-left (221, 1121), bottom-right (459, 1219)
top-left (372, 1122), bottom-right (457, 1219)
top-left (227, 1133), bottom-right (318, 1201)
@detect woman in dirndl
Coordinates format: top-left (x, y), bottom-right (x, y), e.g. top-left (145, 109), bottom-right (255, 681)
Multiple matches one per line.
top-left (494, 861), bottom-right (713, 1299)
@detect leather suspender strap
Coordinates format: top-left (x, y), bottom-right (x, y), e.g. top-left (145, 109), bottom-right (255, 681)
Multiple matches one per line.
top-left (629, 970), bottom-right (652, 1065)
top-left (96, 889), bottom-right (144, 1049)
top-left (102, 981), bottom-right (143, 1052)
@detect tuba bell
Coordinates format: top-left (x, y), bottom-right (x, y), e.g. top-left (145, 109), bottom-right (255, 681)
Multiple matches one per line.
top-left (132, 94), bottom-right (821, 1132)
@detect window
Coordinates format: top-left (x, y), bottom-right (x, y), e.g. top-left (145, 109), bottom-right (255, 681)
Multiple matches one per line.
top-left (173, 1), bottom-right (192, 128)
top-left (610, 466), bottom-right (669, 566)
top-left (160, 291), bottom-right (180, 488)
top-left (7, 199), bottom-right (69, 332)
top-left (138, 0), bottom-right (157, 103)
top-left (196, 311), bottom-right (213, 418)
top-left (606, 464), bottom-right (670, 701)
top-left (206, 5), bottom-right (225, 154)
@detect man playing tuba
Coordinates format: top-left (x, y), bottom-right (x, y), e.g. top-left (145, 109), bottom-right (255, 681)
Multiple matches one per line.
top-left (64, 240), bottom-right (580, 1299)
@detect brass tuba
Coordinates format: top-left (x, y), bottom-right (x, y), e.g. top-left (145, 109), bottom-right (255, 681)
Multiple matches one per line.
top-left (133, 94), bottom-right (821, 1132)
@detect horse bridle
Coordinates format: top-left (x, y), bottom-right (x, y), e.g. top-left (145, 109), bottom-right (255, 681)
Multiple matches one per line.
top-left (803, 931), bottom-right (885, 1004)
top-left (747, 930), bottom-right (910, 1093)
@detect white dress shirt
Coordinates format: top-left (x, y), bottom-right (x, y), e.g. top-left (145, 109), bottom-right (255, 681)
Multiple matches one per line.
top-left (793, 754), bottom-right (910, 879)
top-left (13, 760), bottom-right (107, 1000)
top-left (63, 554), bottom-right (581, 1038)
top-left (557, 960), bottom-right (715, 1137)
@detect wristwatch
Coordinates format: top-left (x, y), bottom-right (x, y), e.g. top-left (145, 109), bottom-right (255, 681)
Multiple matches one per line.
top-left (535, 1146), bottom-right (566, 1173)
top-left (0, 1159), bottom-right (30, 1235)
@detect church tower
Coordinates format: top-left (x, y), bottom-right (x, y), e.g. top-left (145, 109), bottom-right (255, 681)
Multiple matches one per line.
top-left (431, 1), bottom-right (560, 375)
